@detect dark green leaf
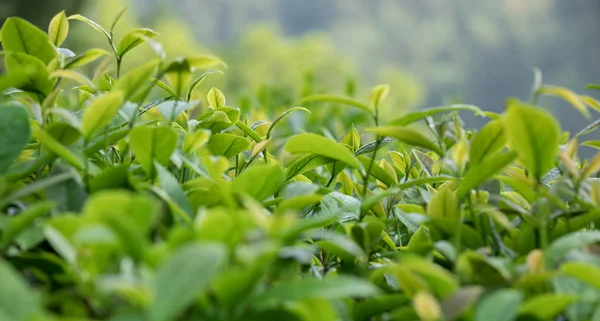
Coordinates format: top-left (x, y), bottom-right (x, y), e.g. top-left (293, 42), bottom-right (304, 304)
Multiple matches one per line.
top-left (0, 104), bottom-right (30, 175)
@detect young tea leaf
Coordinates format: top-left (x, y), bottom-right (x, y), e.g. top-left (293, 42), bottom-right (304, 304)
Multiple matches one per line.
top-left (116, 28), bottom-right (160, 57)
top-left (207, 133), bottom-right (251, 159)
top-left (284, 133), bottom-right (361, 169)
top-left (207, 87), bottom-right (226, 108)
top-left (129, 125), bottom-right (178, 176)
top-left (470, 119), bottom-right (506, 167)
top-left (389, 104), bottom-right (483, 126)
top-left (65, 48), bottom-right (110, 69)
top-left (504, 100), bottom-right (560, 180)
top-left (48, 11), bottom-right (69, 47)
top-left (1, 17), bottom-right (57, 64)
top-left (300, 94), bottom-right (373, 115)
top-left (365, 126), bottom-right (442, 155)
top-left (232, 164), bottom-right (285, 201)
top-left (81, 91), bottom-right (125, 138)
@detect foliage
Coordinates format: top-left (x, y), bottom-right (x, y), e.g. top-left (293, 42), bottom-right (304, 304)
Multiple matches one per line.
top-left (2, 9), bottom-right (600, 321)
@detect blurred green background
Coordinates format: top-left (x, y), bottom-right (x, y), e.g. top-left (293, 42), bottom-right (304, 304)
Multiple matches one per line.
top-left (2, 0), bottom-right (600, 135)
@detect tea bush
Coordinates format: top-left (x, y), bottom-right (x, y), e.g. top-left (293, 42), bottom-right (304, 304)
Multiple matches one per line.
top-left (2, 9), bottom-right (600, 321)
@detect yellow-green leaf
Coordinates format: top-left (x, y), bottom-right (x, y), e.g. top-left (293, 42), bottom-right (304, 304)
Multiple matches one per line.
top-left (285, 133), bottom-right (361, 169)
top-left (504, 100), bottom-right (560, 179)
top-left (48, 11), bottom-right (69, 47)
top-left (113, 60), bottom-right (159, 100)
top-left (117, 28), bottom-right (160, 57)
top-left (470, 119), bottom-right (506, 167)
top-left (427, 187), bottom-right (459, 219)
top-left (81, 91), bottom-right (124, 138)
top-left (232, 164), bottom-right (285, 201)
top-left (457, 151), bottom-right (517, 199)
top-left (370, 84), bottom-right (390, 110)
top-left (1, 17), bottom-right (57, 64)
top-left (207, 87), bottom-right (226, 108)
top-left (65, 48), bottom-right (110, 69)
top-left (518, 294), bottom-right (575, 320)
top-left (581, 95), bottom-right (600, 113)
top-left (68, 14), bottom-right (110, 40)
top-left (365, 126), bottom-right (442, 155)
top-left (187, 55), bottom-right (227, 70)
top-left (50, 70), bottom-right (94, 88)
top-left (300, 94), bottom-right (373, 115)
top-left (539, 85), bottom-right (590, 118)
top-left (582, 140), bottom-right (600, 150)
top-left (389, 104), bottom-right (483, 126)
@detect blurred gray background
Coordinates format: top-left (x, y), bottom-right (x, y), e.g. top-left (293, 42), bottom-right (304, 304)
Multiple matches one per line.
top-left (2, 0), bottom-right (600, 142)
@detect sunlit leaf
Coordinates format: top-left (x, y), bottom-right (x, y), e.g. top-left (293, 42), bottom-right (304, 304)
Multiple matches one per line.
top-left (48, 11), bottom-right (69, 47)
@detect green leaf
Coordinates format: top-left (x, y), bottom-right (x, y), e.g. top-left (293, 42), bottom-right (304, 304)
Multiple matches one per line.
top-left (113, 60), bottom-right (159, 100)
top-left (457, 151), bottom-right (517, 199)
top-left (519, 294), bottom-right (576, 319)
top-left (150, 243), bottom-right (227, 321)
top-left (357, 155), bottom-right (396, 187)
top-left (110, 6), bottom-right (128, 33)
top-left (547, 230), bottom-right (600, 266)
top-left (253, 275), bottom-right (381, 306)
top-left (300, 94), bottom-right (373, 114)
top-left (0, 259), bottom-right (41, 321)
top-left (1, 17), bottom-right (57, 64)
top-left (353, 294), bottom-right (410, 321)
top-left (370, 84), bottom-right (390, 110)
top-left (539, 85), bottom-right (590, 118)
top-left (285, 133), bottom-right (361, 168)
top-left (155, 162), bottom-right (193, 218)
top-left (427, 188), bottom-right (459, 219)
top-left (117, 28), bottom-right (160, 57)
top-left (68, 14), bottom-right (111, 40)
top-left (389, 104), bottom-right (482, 126)
top-left (129, 125), bottom-right (178, 176)
top-left (48, 11), bottom-right (69, 47)
top-left (561, 262), bottom-right (600, 289)
top-left (470, 119), bottom-right (506, 167)
top-left (34, 129), bottom-right (85, 170)
top-left (45, 122), bottom-right (81, 146)
top-left (0, 104), bottom-right (30, 175)
top-left (235, 120), bottom-right (263, 143)
top-left (187, 55), bottom-right (227, 70)
top-left (50, 69), bottom-right (95, 88)
top-left (364, 126), bottom-right (442, 155)
top-left (4, 52), bottom-right (54, 96)
top-left (582, 140), bottom-right (600, 150)
top-left (207, 87), bottom-right (226, 108)
top-left (267, 107), bottom-right (311, 139)
top-left (440, 286), bottom-right (483, 321)
top-left (81, 91), bottom-right (124, 138)
top-left (474, 289), bottom-right (523, 321)
top-left (65, 48), bottom-right (110, 69)
top-left (232, 164), bottom-right (285, 201)
top-left (1, 201), bottom-right (54, 250)
top-left (0, 171), bottom-right (76, 208)
top-left (157, 100), bottom-right (197, 122)
top-left (207, 133), bottom-right (251, 158)
top-left (504, 100), bottom-right (560, 179)
top-left (186, 69), bottom-right (223, 101)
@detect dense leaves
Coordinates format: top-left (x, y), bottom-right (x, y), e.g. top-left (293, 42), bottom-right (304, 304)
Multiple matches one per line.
top-left (1, 10), bottom-right (600, 321)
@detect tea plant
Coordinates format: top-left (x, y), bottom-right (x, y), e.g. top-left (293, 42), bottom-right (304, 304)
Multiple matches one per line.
top-left (2, 9), bottom-right (600, 321)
